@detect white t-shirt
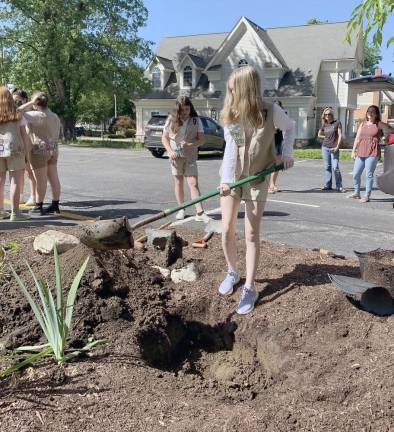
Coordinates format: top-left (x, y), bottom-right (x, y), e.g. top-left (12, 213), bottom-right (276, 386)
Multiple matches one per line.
top-left (164, 117), bottom-right (204, 151)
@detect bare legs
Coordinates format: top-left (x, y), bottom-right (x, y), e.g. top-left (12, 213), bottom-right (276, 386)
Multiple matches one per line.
top-left (221, 196), bottom-right (265, 286)
top-left (269, 171), bottom-right (279, 193)
top-left (33, 167), bottom-right (48, 203)
top-left (47, 163), bottom-right (61, 200)
top-left (0, 172), bottom-right (6, 211)
top-left (174, 175), bottom-right (204, 213)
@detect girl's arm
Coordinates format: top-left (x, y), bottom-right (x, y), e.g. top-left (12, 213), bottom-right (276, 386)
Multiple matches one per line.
top-left (378, 121), bottom-right (394, 136)
top-left (273, 104), bottom-right (296, 169)
top-left (220, 126), bottom-right (238, 185)
top-left (335, 123), bottom-right (342, 150)
top-left (352, 124), bottom-right (362, 158)
top-left (20, 126), bottom-right (31, 154)
top-left (161, 119), bottom-right (177, 160)
top-left (183, 118), bottom-right (205, 148)
top-left (317, 126), bottom-right (325, 139)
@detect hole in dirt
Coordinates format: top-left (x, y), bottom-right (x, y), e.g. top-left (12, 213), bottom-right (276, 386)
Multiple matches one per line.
top-left (137, 314), bottom-right (237, 373)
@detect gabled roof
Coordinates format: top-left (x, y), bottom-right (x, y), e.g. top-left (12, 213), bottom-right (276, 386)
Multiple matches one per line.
top-left (178, 53), bottom-right (208, 70)
top-left (156, 56), bottom-right (174, 70)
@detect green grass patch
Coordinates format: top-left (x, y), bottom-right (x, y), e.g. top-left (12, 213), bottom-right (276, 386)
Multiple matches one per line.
top-left (293, 148), bottom-right (353, 161)
top-left (63, 140), bottom-right (145, 150)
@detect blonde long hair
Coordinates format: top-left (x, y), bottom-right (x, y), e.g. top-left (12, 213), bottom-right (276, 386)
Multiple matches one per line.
top-left (220, 66), bottom-right (265, 130)
top-left (321, 106), bottom-right (335, 127)
top-left (0, 86), bottom-right (21, 124)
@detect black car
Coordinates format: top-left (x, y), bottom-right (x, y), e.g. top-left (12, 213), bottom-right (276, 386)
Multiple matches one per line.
top-left (144, 115), bottom-right (225, 158)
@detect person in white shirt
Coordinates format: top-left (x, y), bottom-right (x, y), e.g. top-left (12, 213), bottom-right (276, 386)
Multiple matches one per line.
top-left (162, 95), bottom-right (210, 222)
top-left (218, 66), bottom-right (295, 315)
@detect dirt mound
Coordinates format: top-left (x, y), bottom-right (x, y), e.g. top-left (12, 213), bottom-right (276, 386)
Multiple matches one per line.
top-left (0, 227), bottom-right (393, 431)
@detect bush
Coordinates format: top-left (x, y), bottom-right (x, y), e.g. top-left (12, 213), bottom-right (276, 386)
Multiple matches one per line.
top-left (124, 129), bottom-right (136, 138)
top-left (85, 129), bottom-right (102, 137)
top-left (110, 116), bottom-right (136, 132)
top-left (105, 133), bottom-right (126, 139)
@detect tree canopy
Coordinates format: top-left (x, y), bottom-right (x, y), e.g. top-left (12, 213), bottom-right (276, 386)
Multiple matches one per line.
top-left (0, 0), bottom-right (152, 135)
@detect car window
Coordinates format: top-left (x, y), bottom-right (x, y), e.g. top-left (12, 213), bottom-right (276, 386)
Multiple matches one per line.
top-left (148, 116), bottom-right (167, 126)
top-left (206, 119), bottom-right (219, 130)
top-left (200, 118), bottom-right (209, 129)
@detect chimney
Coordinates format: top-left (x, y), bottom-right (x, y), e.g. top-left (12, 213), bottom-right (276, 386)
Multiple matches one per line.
top-left (374, 68), bottom-right (382, 76)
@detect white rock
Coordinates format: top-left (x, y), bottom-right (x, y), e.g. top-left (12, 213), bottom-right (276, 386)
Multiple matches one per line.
top-left (171, 262), bottom-right (199, 283)
top-left (152, 265), bottom-right (171, 279)
top-left (33, 230), bottom-right (80, 255)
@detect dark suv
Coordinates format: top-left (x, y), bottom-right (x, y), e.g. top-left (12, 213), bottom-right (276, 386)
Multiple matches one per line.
top-left (144, 115), bottom-right (225, 158)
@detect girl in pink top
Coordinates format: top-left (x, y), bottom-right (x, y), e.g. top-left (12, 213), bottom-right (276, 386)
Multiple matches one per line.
top-left (350, 105), bottom-right (389, 203)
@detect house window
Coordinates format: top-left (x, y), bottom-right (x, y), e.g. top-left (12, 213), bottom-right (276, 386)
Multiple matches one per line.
top-left (238, 59), bottom-right (248, 67)
top-left (152, 67), bottom-right (161, 89)
top-left (183, 66), bottom-right (193, 87)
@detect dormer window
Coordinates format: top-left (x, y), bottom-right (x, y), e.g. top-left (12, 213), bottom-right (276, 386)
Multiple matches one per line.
top-left (183, 66), bottom-right (193, 87)
top-left (238, 59), bottom-right (248, 67)
top-left (152, 66), bottom-right (161, 89)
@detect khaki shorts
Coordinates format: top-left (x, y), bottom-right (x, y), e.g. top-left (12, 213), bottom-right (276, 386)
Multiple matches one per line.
top-left (231, 177), bottom-right (269, 202)
top-left (29, 152), bottom-right (59, 170)
top-left (171, 157), bottom-right (198, 177)
top-left (0, 154), bottom-right (26, 173)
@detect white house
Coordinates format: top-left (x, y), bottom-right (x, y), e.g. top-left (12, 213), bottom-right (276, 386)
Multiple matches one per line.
top-left (135, 17), bottom-right (363, 143)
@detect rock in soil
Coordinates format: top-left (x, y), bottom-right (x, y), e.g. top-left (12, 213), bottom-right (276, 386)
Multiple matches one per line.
top-left (33, 230), bottom-right (80, 254)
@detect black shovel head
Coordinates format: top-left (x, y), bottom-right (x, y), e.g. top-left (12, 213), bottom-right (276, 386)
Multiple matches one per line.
top-left (328, 274), bottom-right (394, 316)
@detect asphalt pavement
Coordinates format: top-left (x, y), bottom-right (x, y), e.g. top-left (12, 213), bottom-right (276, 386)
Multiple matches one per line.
top-left (1, 145), bottom-right (393, 257)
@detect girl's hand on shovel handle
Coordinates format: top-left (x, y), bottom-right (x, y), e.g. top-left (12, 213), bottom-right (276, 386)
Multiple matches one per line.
top-left (218, 183), bottom-right (231, 197)
top-left (282, 157), bottom-right (294, 170)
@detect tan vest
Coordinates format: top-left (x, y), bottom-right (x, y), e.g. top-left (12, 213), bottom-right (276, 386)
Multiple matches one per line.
top-left (168, 117), bottom-right (200, 161)
top-left (0, 120), bottom-right (24, 157)
top-left (27, 109), bottom-right (61, 155)
top-left (229, 101), bottom-right (276, 186)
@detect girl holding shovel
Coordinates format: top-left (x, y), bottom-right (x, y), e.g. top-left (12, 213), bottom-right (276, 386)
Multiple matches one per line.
top-left (218, 66), bottom-right (296, 315)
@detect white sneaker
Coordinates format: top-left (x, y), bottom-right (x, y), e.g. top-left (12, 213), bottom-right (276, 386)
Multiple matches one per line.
top-left (236, 285), bottom-right (259, 315)
top-left (10, 212), bottom-right (31, 221)
top-left (176, 209), bottom-right (185, 220)
top-left (218, 271), bottom-right (240, 296)
top-left (195, 212), bottom-right (211, 223)
top-left (25, 196), bottom-right (36, 206)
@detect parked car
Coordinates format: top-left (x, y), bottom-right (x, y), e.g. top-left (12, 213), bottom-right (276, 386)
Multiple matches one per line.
top-left (73, 126), bottom-right (85, 137)
top-left (144, 115), bottom-right (225, 158)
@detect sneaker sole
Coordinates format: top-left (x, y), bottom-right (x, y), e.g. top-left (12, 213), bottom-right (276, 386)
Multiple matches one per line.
top-left (218, 275), bottom-right (240, 296)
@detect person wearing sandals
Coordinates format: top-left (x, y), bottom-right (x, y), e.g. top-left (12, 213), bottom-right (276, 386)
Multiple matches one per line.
top-left (0, 86), bottom-right (30, 221)
top-left (350, 105), bottom-right (391, 203)
top-left (318, 107), bottom-right (345, 192)
top-left (268, 100), bottom-right (284, 194)
top-left (218, 66), bottom-right (295, 315)
top-left (162, 95), bottom-right (211, 222)
top-left (12, 89), bottom-right (37, 206)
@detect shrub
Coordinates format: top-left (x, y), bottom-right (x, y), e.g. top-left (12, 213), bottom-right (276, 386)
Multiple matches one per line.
top-left (110, 116), bottom-right (136, 132)
top-left (124, 129), bottom-right (136, 138)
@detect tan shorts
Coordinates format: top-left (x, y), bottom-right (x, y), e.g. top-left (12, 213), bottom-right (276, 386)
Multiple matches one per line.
top-left (29, 152), bottom-right (59, 170)
top-left (170, 157), bottom-right (198, 177)
top-left (0, 154), bottom-right (26, 173)
top-left (231, 177), bottom-right (269, 202)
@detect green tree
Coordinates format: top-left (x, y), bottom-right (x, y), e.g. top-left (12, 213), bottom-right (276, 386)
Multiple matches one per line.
top-left (362, 40), bottom-right (382, 75)
top-left (0, 1), bottom-right (152, 137)
top-left (346, 0), bottom-right (394, 47)
top-left (306, 18), bottom-right (329, 25)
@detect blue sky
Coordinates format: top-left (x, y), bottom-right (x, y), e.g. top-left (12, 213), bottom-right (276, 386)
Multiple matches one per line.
top-left (138, 0), bottom-right (393, 74)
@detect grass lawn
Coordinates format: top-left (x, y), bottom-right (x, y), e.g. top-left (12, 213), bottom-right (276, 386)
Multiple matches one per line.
top-left (63, 139), bottom-right (145, 150)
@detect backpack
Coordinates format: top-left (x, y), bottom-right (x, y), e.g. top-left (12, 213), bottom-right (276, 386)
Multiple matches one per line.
top-left (0, 122), bottom-right (23, 158)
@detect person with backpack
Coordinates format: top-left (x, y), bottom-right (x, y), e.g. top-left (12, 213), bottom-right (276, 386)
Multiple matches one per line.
top-left (0, 86), bottom-right (30, 221)
top-left (162, 95), bottom-right (211, 222)
top-left (12, 89), bottom-right (37, 206)
top-left (18, 92), bottom-right (62, 216)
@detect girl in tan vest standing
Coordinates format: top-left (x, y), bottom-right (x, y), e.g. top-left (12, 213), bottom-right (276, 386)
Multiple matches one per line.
top-left (162, 95), bottom-right (210, 222)
top-left (18, 92), bottom-right (61, 216)
top-left (218, 66), bottom-right (296, 315)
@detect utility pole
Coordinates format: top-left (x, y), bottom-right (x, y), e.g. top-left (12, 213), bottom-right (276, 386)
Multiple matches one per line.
top-left (114, 93), bottom-right (117, 118)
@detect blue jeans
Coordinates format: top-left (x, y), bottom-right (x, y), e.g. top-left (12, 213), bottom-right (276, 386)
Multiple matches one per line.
top-left (322, 146), bottom-right (342, 189)
top-left (353, 156), bottom-right (379, 197)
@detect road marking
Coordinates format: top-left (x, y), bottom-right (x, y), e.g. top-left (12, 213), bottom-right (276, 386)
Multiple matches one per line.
top-left (267, 199), bottom-right (320, 208)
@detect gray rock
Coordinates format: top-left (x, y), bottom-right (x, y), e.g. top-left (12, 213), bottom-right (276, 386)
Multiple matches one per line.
top-left (147, 229), bottom-right (173, 251)
top-left (171, 262), bottom-right (199, 283)
top-left (33, 230), bottom-right (80, 254)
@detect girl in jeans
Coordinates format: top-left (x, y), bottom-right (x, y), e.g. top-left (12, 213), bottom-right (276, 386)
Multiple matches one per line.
top-left (350, 105), bottom-right (391, 203)
top-left (218, 66), bottom-right (295, 315)
top-left (318, 107), bottom-right (345, 192)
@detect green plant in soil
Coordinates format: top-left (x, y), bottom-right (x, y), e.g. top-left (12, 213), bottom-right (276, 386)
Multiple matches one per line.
top-left (0, 246), bottom-right (108, 378)
top-left (0, 241), bottom-right (19, 281)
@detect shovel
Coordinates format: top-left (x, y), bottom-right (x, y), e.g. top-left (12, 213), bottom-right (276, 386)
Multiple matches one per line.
top-left (79, 164), bottom-right (284, 250)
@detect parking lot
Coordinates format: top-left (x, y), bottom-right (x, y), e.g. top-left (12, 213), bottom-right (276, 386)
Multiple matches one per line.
top-left (2, 145), bottom-right (393, 257)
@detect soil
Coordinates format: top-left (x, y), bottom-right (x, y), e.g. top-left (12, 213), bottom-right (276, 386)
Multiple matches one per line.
top-left (0, 226), bottom-right (393, 432)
